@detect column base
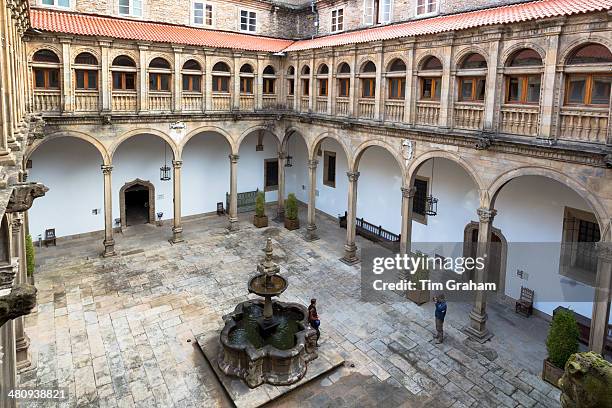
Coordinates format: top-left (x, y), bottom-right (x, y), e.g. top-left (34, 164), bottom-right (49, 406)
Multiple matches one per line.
top-left (274, 209), bottom-right (285, 222)
top-left (170, 227), bottom-right (184, 244)
top-left (16, 333), bottom-right (31, 372)
top-left (463, 310), bottom-right (493, 343)
top-left (228, 218), bottom-right (239, 232)
top-left (340, 243), bottom-right (359, 265)
top-left (102, 239), bottom-right (116, 257)
top-left (304, 224), bottom-right (319, 241)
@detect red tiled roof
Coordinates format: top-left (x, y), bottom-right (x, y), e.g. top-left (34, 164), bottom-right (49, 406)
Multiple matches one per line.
top-left (30, 0), bottom-right (612, 53)
top-left (30, 9), bottom-right (294, 52)
top-left (285, 0), bottom-right (612, 51)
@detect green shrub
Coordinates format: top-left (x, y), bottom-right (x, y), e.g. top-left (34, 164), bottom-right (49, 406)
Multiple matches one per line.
top-left (26, 234), bottom-right (35, 277)
top-left (546, 308), bottom-right (579, 368)
top-left (285, 193), bottom-right (298, 220)
top-left (255, 191), bottom-right (265, 217)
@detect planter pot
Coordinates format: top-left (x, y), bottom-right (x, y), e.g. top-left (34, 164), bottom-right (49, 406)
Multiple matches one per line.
top-left (406, 289), bottom-right (430, 305)
top-left (253, 215), bottom-right (268, 228)
top-left (542, 358), bottom-right (564, 388)
top-left (284, 218), bottom-right (300, 231)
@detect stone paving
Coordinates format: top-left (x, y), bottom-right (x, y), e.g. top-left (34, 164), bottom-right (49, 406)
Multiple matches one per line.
top-left (19, 209), bottom-right (562, 407)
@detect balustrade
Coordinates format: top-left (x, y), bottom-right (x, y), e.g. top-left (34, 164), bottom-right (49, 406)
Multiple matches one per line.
top-left (111, 91), bottom-right (137, 112)
top-left (316, 97), bottom-right (328, 114)
top-left (336, 97), bottom-right (349, 116)
top-left (33, 90), bottom-right (61, 113)
top-left (499, 105), bottom-right (539, 136)
top-left (454, 103), bottom-right (484, 130)
top-left (384, 100), bottom-right (404, 122)
top-left (211, 93), bottom-right (231, 111)
top-left (262, 95), bottom-right (277, 110)
top-left (181, 93), bottom-right (203, 112)
top-left (285, 95), bottom-right (295, 110)
top-left (239, 95), bottom-right (255, 111)
top-left (300, 96), bottom-right (309, 112)
top-left (74, 91), bottom-right (99, 112)
top-left (358, 99), bottom-right (375, 119)
top-left (558, 107), bottom-right (609, 144)
top-left (149, 92), bottom-right (172, 112)
top-left (416, 101), bottom-right (440, 126)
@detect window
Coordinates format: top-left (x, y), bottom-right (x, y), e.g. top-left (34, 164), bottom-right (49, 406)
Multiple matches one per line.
top-left (182, 60), bottom-right (202, 92)
top-left (338, 63), bottom-right (351, 74)
top-left (119, 0), bottom-right (142, 16)
top-left (33, 50), bottom-right (60, 63)
top-left (379, 0), bottom-right (392, 23)
top-left (507, 49), bottom-right (542, 67)
top-left (288, 79), bottom-right (295, 95)
top-left (560, 207), bottom-right (601, 285)
top-left (263, 78), bottom-right (275, 94)
top-left (568, 43), bottom-right (612, 64)
top-left (149, 73), bottom-right (170, 91)
top-left (331, 8), bottom-right (344, 32)
top-left (264, 159), bottom-right (279, 191)
top-left (420, 77), bottom-right (441, 100)
top-left (76, 70), bottom-right (98, 90)
top-left (240, 77), bottom-right (253, 94)
top-left (361, 78), bottom-right (375, 98)
top-left (112, 55), bottom-right (136, 67)
top-left (459, 77), bottom-right (485, 102)
top-left (193, 2), bottom-right (213, 26)
top-left (41, 0), bottom-right (70, 7)
top-left (212, 62), bottom-right (230, 92)
top-left (75, 52), bottom-right (98, 66)
top-left (112, 72), bottom-right (136, 90)
top-left (302, 79), bottom-right (310, 96)
top-left (318, 78), bottom-right (328, 96)
top-left (32, 50), bottom-right (61, 90)
top-left (338, 78), bottom-right (350, 97)
top-left (323, 151), bottom-right (336, 188)
top-left (412, 177), bottom-right (428, 224)
top-left (416, 0), bottom-right (437, 15)
top-left (565, 75), bottom-right (611, 106)
top-left (421, 56), bottom-right (442, 70)
top-left (364, 0), bottom-right (375, 25)
top-left (461, 53), bottom-right (487, 69)
top-left (506, 75), bottom-right (540, 104)
top-left (240, 10), bottom-right (256, 32)
top-left (388, 78), bottom-right (405, 99)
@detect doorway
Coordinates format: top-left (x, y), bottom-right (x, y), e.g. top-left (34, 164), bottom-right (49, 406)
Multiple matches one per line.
top-left (120, 179), bottom-right (155, 228)
top-left (463, 222), bottom-right (508, 295)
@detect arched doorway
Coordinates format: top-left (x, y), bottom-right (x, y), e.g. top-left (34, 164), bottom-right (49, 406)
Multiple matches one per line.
top-left (463, 222), bottom-right (508, 295)
top-left (120, 179), bottom-right (155, 227)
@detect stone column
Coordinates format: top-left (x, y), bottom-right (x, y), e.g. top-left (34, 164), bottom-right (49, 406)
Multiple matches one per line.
top-left (483, 31), bottom-right (501, 130)
top-left (173, 47), bottom-right (183, 112)
top-left (309, 54), bottom-right (315, 111)
top-left (589, 242), bottom-right (612, 354)
top-left (138, 44), bottom-right (149, 112)
top-left (399, 187), bottom-right (416, 256)
top-left (404, 42), bottom-right (415, 123)
top-left (233, 53), bottom-right (241, 110)
top-left (0, 320), bottom-right (17, 408)
top-left (277, 152), bottom-right (286, 219)
top-left (374, 44), bottom-right (384, 120)
top-left (341, 171), bottom-right (360, 265)
top-left (305, 159), bottom-right (319, 241)
top-left (205, 53), bottom-right (212, 111)
top-left (256, 56), bottom-right (263, 110)
top-left (60, 38), bottom-right (73, 113)
top-left (101, 165), bottom-right (115, 257)
top-left (539, 27), bottom-right (561, 139)
top-left (11, 214), bottom-right (29, 371)
top-left (99, 41), bottom-right (111, 112)
top-left (171, 160), bottom-right (184, 243)
top-left (228, 154), bottom-right (239, 231)
top-left (439, 37), bottom-right (454, 128)
top-left (464, 207), bottom-right (496, 342)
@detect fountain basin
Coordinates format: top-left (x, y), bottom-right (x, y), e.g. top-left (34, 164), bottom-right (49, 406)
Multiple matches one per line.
top-left (218, 299), bottom-right (318, 388)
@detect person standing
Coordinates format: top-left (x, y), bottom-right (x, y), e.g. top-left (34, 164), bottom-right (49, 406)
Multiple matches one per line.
top-left (308, 298), bottom-right (320, 343)
top-left (433, 294), bottom-right (447, 344)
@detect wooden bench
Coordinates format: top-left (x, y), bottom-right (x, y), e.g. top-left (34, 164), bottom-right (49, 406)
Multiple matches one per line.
top-left (338, 211), bottom-right (400, 251)
top-left (553, 306), bottom-right (612, 352)
top-left (226, 189), bottom-right (259, 214)
top-left (515, 286), bottom-right (534, 317)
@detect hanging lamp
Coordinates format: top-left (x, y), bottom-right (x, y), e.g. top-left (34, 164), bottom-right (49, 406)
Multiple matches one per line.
top-left (425, 158), bottom-right (438, 216)
top-left (160, 142), bottom-right (171, 181)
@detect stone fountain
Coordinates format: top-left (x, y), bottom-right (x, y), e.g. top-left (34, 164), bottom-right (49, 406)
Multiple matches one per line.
top-left (217, 238), bottom-right (318, 388)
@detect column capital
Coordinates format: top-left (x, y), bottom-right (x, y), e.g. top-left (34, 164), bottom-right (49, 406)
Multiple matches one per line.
top-left (401, 186), bottom-right (417, 198)
top-left (346, 171), bottom-right (360, 182)
top-left (229, 154), bottom-right (240, 163)
top-left (477, 207), bottom-right (497, 224)
top-left (172, 160), bottom-right (183, 169)
top-left (278, 151), bottom-right (287, 160)
top-left (308, 159), bottom-right (318, 169)
top-left (101, 164), bottom-right (113, 174)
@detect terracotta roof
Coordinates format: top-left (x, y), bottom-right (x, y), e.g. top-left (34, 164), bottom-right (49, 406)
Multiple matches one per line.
top-left (285, 0), bottom-right (612, 51)
top-left (30, 9), bottom-right (294, 52)
top-left (30, 0), bottom-right (612, 53)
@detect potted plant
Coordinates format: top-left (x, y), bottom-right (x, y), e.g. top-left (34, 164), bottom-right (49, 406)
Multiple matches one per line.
top-left (26, 234), bottom-right (35, 285)
top-left (406, 251), bottom-right (430, 305)
top-left (253, 191), bottom-right (268, 228)
top-left (284, 193), bottom-right (300, 230)
top-left (543, 308), bottom-right (579, 387)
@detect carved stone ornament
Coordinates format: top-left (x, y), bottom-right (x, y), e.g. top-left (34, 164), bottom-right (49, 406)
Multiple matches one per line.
top-left (6, 182), bottom-right (48, 213)
top-left (604, 153), bottom-right (612, 168)
top-left (347, 171), bottom-right (360, 182)
top-left (169, 121), bottom-right (186, 130)
top-left (401, 139), bottom-right (414, 162)
top-left (0, 263), bottom-right (18, 291)
top-left (475, 135), bottom-right (492, 150)
top-left (0, 284), bottom-right (37, 327)
top-left (477, 207), bottom-right (497, 223)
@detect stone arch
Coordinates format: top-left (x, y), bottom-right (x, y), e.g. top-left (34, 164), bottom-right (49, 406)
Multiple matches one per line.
top-left (70, 46), bottom-right (101, 62)
top-left (28, 45), bottom-right (62, 62)
top-left (26, 131), bottom-right (111, 165)
top-left (559, 38), bottom-right (612, 65)
top-left (260, 62), bottom-right (279, 75)
top-left (211, 58), bottom-right (234, 73)
top-left (384, 54), bottom-right (408, 72)
top-left (416, 52), bottom-right (444, 70)
top-left (309, 131), bottom-right (352, 164)
top-left (406, 150), bottom-right (485, 191)
top-left (237, 125), bottom-right (281, 151)
top-left (500, 42), bottom-right (546, 67)
top-left (453, 46), bottom-right (490, 69)
top-left (110, 50), bottom-right (140, 68)
top-left (180, 125), bottom-right (235, 155)
top-left (352, 139), bottom-right (406, 179)
top-left (335, 59), bottom-right (352, 74)
top-left (180, 54), bottom-right (206, 71)
top-left (147, 53), bottom-right (174, 67)
top-left (463, 221), bottom-right (509, 295)
top-left (358, 59), bottom-right (377, 73)
top-left (119, 178), bottom-right (156, 228)
top-left (110, 129), bottom-right (179, 160)
top-left (488, 166), bottom-right (609, 236)
top-left (281, 127), bottom-right (309, 154)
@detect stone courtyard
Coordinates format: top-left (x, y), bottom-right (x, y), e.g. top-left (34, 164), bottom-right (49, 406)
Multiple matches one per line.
top-left (19, 208), bottom-right (562, 408)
